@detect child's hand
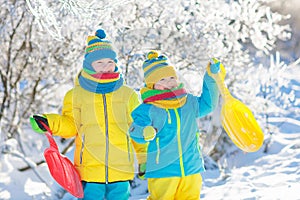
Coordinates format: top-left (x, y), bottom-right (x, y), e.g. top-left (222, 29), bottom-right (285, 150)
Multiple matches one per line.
top-left (138, 163), bottom-right (146, 180)
top-left (206, 58), bottom-right (226, 81)
top-left (143, 126), bottom-right (156, 141)
top-left (29, 114), bottom-right (49, 134)
top-left (209, 59), bottom-right (220, 74)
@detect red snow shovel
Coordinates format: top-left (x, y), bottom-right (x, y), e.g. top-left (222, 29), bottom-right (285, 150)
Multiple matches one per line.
top-left (39, 121), bottom-right (84, 198)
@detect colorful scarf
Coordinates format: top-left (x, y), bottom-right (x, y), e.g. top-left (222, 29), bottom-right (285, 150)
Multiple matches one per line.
top-left (78, 70), bottom-right (123, 94)
top-left (140, 83), bottom-right (187, 109)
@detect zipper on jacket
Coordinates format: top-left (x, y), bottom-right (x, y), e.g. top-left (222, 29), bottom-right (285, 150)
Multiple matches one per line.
top-left (156, 137), bottom-right (160, 164)
top-left (196, 131), bottom-right (201, 156)
top-left (174, 109), bottom-right (185, 177)
top-left (126, 133), bottom-right (131, 161)
top-left (166, 109), bottom-right (171, 124)
top-left (80, 133), bottom-right (85, 164)
top-left (102, 94), bottom-right (109, 184)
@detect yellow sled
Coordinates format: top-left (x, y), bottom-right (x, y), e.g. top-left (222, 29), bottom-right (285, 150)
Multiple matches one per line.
top-left (208, 58), bottom-right (264, 152)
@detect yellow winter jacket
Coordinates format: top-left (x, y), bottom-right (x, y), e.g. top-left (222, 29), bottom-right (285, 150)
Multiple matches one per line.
top-left (45, 78), bottom-right (147, 183)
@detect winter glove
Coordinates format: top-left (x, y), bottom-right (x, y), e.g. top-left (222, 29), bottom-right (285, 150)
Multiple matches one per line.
top-left (206, 58), bottom-right (226, 81)
top-left (143, 126), bottom-right (156, 141)
top-left (138, 163), bottom-right (146, 180)
top-left (29, 114), bottom-right (49, 134)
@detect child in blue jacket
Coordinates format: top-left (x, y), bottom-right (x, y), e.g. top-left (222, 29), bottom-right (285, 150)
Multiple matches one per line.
top-left (129, 50), bottom-right (224, 199)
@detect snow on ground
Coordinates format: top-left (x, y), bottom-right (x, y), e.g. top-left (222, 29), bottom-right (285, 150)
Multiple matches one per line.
top-left (1, 119), bottom-right (300, 200)
top-left (201, 132), bottom-right (300, 200)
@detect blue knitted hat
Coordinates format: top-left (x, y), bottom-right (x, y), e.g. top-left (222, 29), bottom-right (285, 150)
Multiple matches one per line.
top-left (83, 29), bottom-right (118, 73)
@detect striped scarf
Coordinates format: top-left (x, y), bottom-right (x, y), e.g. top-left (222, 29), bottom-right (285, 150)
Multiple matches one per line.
top-left (78, 70), bottom-right (123, 94)
top-left (140, 83), bottom-right (187, 109)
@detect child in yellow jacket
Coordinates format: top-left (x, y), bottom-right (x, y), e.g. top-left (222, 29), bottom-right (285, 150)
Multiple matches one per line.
top-left (30, 29), bottom-right (147, 200)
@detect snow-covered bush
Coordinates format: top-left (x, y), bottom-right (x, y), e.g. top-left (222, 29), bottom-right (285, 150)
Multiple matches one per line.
top-left (0, 0), bottom-right (294, 175)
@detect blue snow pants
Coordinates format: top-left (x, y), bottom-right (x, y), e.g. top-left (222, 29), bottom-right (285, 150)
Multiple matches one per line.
top-left (78, 181), bottom-right (130, 200)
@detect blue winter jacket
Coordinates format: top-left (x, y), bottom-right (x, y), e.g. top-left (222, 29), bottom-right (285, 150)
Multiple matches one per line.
top-left (130, 73), bottom-right (219, 178)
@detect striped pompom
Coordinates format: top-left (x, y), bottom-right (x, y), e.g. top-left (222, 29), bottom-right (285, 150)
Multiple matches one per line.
top-left (147, 51), bottom-right (159, 60)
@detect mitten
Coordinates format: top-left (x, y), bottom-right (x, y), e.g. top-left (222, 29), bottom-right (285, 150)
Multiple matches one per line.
top-left (29, 114), bottom-right (49, 134)
top-left (206, 58), bottom-right (226, 81)
top-left (143, 126), bottom-right (156, 141)
top-left (138, 163), bottom-right (146, 180)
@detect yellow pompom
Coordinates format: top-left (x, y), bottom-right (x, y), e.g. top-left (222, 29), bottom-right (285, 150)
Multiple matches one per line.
top-left (147, 51), bottom-right (159, 60)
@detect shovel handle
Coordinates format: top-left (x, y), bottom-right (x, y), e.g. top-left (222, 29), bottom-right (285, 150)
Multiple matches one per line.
top-left (38, 120), bottom-right (52, 134)
top-left (214, 72), bottom-right (231, 100)
top-left (38, 120), bottom-right (59, 150)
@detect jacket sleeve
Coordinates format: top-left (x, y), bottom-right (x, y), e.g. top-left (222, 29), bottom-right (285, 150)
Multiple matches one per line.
top-left (129, 104), bottom-right (152, 144)
top-left (131, 139), bottom-right (148, 164)
top-left (127, 90), bottom-right (141, 125)
top-left (196, 72), bottom-right (219, 118)
top-left (128, 90), bottom-right (148, 164)
top-left (45, 89), bottom-right (78, 138)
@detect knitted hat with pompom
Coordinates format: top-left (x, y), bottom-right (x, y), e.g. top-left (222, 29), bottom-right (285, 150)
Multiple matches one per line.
top-left (142, 50), bottom-right (177, 88)
top-left (83, 29), bottom-right (118, 74)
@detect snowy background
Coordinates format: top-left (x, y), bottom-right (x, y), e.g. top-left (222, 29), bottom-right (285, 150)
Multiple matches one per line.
top-left (1, 0), bottom-right (300, 199)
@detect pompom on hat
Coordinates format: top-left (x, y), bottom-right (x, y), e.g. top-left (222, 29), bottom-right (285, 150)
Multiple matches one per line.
top-left (143, 50), bottom-right (177, 88)
top-left (83, 29), bottom-right (118, 74)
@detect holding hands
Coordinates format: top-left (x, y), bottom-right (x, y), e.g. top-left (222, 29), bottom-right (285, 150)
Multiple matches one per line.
top-left (138, 163), bottom-right (146, 180)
